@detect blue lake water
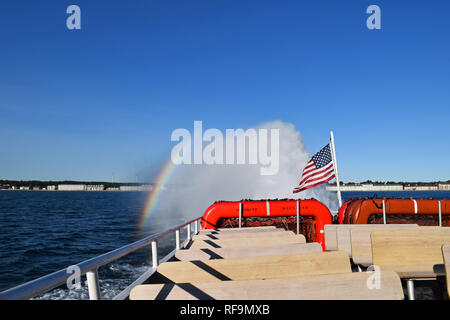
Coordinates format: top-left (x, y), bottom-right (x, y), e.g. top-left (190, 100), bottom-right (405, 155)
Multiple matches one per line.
top-left (0, 190), bottom-right (188, 299)
top-left (0, 190), bottom-right (449, 299)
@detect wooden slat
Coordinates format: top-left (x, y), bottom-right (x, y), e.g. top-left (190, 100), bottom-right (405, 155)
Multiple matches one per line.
top-left (130, 270), bottom-right (403, 300)
top-left (198, 226), bottom-right (277, 235)
top-left (193, 230), bottom-right (295, 240)
top-left (350, 225), bottom-right (419, 266)
top-left (443, 243), bottom-right (450, 298)
top-left (175, 242), bottom-right (322, 261)
top-left (336, 224), bottom-right (418, 257)
top-left (350, 229), bottom-right (373, 266)
top-left (151, 251), bottom-right (351, 284)
top-left (371, 229), bottom-right (450, 278)
top-left (418, 226), bottom-right (447, 230)
top-left (187, 234), bottom-right (306, 249)
top-left (324, 225), bottom-right (338, 251)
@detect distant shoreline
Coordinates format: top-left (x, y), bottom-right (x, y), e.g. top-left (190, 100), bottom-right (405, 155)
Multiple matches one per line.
top-left (0, 180), bottom-right (153, 192)
top-left (326, 183), bottom-right (450, 192)
top-left (0, 189), bottom-right (150, 192)
top-left (328, 189), bottom-right (450, 192)
top-left (1, 189), bottom-right (449, 193)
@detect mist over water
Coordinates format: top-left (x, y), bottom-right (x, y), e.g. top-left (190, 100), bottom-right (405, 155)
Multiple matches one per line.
top-left (148, 121), bottom-right (339, 226)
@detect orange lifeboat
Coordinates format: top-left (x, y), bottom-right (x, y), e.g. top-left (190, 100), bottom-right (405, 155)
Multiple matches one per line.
top-left (342, 198), bottom-right (365, 224)
top-left (337, 199), bottom-right (352, 224)
top-left (201, 199), bottom-right (333, 250)
top-left (339, 198), bottom-right (450, 225)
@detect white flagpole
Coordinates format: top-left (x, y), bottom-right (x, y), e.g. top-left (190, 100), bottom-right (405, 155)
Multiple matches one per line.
top-left (330, 131), bottom-right (343, 208)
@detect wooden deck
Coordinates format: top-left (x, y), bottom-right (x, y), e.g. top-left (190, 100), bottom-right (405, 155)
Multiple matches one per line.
top-left (130, 271), bottom-right (403, 300)
top-left (130, 226), bottom-right (405, 300)
top-left (186, 234), bottom-right (306, 249)
top-left (175, 242), bottom-right (322, 261)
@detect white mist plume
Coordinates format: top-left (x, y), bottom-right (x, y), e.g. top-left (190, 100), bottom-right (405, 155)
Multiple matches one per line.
top-left (149, 121), bottom-right (338, 225)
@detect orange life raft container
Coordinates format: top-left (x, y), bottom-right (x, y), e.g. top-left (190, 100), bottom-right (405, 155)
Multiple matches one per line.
top-left (337, 199), bottom-right (352, 224)
top-left (340, 198), bottom-right (450, 225)
top-left (201, 199), bottom-right (333, 250)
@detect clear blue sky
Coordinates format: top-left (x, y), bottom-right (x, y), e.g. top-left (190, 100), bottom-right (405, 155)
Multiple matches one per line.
top-left (0, 0), bottom-right (449, 182)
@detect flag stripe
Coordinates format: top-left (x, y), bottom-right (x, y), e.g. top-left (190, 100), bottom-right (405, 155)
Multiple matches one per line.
top-left (297, 167), bottom-right (335, 190)
top-left (295, 173), bottom-right (335, 191)
top-left (293, 173), bottom-right (335, 193)
top-left (298, 162), bottom-right (334, 186)
top-left (299, 170), bottom-right (335, 190)
top-left (302, 161), bottom-right (315, 173)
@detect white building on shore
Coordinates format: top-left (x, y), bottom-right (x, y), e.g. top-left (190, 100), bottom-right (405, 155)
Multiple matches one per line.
top-left (404, 185), bottom-right (438, 191)
top-left (58, 184), bottom-right (86, 191)
top-left (86, 185), bottom-right (104, 191)
top-left (119, 185), bottom-right (153, 192)
top-left (326, 184), bottom-right (403, 192)
top-left (438, 183), bottom-right (450, 190)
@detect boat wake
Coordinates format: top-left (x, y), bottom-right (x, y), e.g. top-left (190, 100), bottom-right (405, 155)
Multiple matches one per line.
top-left (33, 263), bottom-right (149, 300)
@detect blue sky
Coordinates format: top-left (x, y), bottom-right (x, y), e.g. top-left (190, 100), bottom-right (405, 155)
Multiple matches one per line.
top-left (0, 0), bottom-right (449, 183)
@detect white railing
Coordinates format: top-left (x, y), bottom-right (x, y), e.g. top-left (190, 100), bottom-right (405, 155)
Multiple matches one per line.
top-left (0, 217), bottom-right (203, 300)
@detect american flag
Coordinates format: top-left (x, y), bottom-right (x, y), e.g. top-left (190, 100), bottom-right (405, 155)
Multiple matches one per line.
top-left (293, 143), bottom-right (335, 193)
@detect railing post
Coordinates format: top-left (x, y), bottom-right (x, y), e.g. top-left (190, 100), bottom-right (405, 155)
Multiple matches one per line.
top-left (187, 223), bottom-right (191, 241)
top-left (296, 200), bottom-right (300, 235)
top-left (86, 269), bottom-right (101, 300)
top-left (382, 199), bottom-right (386, 224)
top-left (438, 200), bottom-right (442, 227)
top-left (407, 279), bottom-right (415, 300)
top-left (239, 202), bottom-right (243, 228)
top-left (175, 229), bottom-right (180, 250)
top-left (194, 219), bottom-right (198, 234)
top-left (151, 240), bottom-right (158, 268)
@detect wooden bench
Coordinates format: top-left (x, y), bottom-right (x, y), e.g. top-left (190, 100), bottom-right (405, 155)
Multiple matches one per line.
top-left (324, 224), bottom-right (386, 251)
top-left (149, 251), bottom-right (351, 284)
top-left (371, 229), bottom-right (450, 277)
top-left (193, 230), bottom-right (295, 240)
top-left (334, 224), bottom-right (417, 257)
top-left (187, 234), bottom-right (306, 249)
top-left (350, 225), bottom-right (420, 267)
top-left (175, 242), bottom-right (322, 261)
top-left (198, 226), bottom-right (277, 235)
top-left (371, 228), bottom-right (450, 299)
top-left (443, 243), bottom-right (450, 298)
top-left (130, 270), bottom-right (403, 300)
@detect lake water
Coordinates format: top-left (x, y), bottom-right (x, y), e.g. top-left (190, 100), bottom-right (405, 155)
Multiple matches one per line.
top-left (0, 190), bottom-right (188, 299)
top-left (0, 190), bottom-right (449, 299)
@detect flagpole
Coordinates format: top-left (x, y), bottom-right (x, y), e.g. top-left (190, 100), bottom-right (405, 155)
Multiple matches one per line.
top-left (330, 131), bottom-right (343, 208)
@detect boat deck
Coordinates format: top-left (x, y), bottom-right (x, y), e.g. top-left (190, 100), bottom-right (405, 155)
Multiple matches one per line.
top-left (130, 226), bottom-right (424, 300)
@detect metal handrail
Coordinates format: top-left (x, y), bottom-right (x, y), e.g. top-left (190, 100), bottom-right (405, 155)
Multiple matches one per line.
top-left (0, 216), bottom-right (203, 300)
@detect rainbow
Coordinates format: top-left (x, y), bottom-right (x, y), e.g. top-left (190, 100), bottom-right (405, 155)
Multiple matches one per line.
top-left (138, 158), bottom-right (177, 231)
